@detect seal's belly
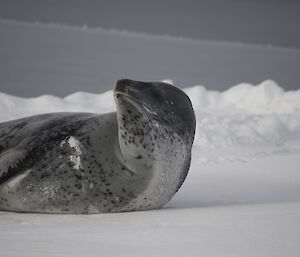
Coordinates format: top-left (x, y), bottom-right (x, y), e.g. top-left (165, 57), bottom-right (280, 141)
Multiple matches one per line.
top-left (0, 113), bottom-right (154, 213)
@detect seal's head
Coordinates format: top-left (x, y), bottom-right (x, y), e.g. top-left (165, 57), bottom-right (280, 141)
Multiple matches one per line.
top-left (114, 79), bottom-right (195, 147)
top-left (114, 79), bottom-right (196, 209)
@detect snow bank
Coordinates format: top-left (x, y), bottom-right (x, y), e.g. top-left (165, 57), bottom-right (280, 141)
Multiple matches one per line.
top-left (0, 90), bottom-right (114, 121)
top-left (187, 82), bottom-right (300, 163)
top-left (1, 80), bottom-right (300, 163)
top-left (1, 80), bottom-right (299, 120)
top-left (187, 80), bottom-right (300, 115)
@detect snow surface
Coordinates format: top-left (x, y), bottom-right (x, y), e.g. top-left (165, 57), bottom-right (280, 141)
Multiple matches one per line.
top-left (1, 80), bottom-right (300, 256)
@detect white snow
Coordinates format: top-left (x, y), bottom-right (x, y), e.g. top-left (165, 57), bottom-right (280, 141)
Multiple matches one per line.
top-left (1, 18), bottom-right (300, 257)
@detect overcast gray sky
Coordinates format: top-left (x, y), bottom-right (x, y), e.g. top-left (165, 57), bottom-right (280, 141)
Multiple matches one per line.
top-left (0, 0), bottom-right (300, 48)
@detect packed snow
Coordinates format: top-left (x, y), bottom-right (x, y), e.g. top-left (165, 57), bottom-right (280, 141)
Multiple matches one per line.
top-left (1, 80), bottom-right (300, 257)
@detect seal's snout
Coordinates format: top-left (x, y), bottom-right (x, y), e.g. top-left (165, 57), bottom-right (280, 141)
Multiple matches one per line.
top-left (115, 79), bottom-right (131, 93)
top-left (115, 79), bottom-right (151, 96)
top-left (114, 79), bottom-right (140, 103)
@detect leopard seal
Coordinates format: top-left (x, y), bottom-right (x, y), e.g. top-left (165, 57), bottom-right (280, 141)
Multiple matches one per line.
top-left (0, 79), bottom-right (195, 213)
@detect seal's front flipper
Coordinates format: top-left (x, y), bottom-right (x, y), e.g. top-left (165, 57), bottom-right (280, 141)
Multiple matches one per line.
top-left (0, 149), bottom-right (26, 184)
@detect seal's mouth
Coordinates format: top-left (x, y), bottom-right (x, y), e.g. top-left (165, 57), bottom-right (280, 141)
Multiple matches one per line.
top-left (114, 91), bottom-right (141, 106)
top-left (114, 80), bottom-right (141, 104)
top-left (114, 79), bottom-right (157, 115)
top-left (114, 91), bottom-right (157, 115)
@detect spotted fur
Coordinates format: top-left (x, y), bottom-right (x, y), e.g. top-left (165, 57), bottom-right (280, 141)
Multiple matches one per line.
top-left (0, 79), bottom-right (195, 213)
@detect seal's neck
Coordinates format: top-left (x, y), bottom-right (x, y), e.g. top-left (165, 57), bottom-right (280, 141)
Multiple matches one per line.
top-left (116, 108), bottom-right (188, 209)
top-left (116, 108), bottom-right (157, 172)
